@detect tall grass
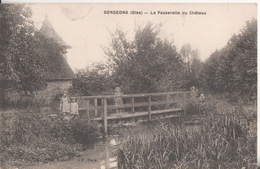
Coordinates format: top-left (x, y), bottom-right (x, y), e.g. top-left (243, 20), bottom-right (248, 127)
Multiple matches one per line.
top-left (117, 99), bottom-right (257, 169)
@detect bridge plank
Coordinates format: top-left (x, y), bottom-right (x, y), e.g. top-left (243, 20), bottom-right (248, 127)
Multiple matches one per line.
top-left (92, 108), bottom-right (183, 121)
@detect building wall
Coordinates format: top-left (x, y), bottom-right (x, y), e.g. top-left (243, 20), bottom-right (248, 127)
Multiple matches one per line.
top-left (33, 80), bottom-right (73, 107)
top-left (28, 80), bottom-right (73, 103)
top-left (0, 80), bottom-right (73, 106)
top-left (45, 80), bottom-right (73, 96)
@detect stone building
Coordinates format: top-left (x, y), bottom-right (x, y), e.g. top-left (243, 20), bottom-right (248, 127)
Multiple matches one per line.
top-left (0, 15), bottom-right (76, 103)
top-left (38, 15), bottom-right (76, 95)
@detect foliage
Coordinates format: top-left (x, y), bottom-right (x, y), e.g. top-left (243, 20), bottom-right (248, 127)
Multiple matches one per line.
top-left (74, 22), bottom-right (187, 96)
top-left (0, 103), bottom-right (101, 167)
top-left (185, 95), bottom-right (217, 116)
top-left (117, 99), bottom-right (257, 169)
top-left (106, 121), bottom-right (124, 135)
top-left (70, 118), bottom-right (101, 143)
top-left (180, 43), bottom-right (204, 89)
top-left (104, 22), bottom-right (185, 94)
top-left (200, 19), bottom-right (257, 100)
top-left (72, 63), bottom-right (114, 96)
top-left (0, 4), bottom-right (48, 92)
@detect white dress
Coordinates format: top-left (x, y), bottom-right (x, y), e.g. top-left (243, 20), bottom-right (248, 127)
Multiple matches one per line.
top-left (70, 102), bottom-right (79, 115)
top-left (61, 97), bottom-right (70, 113)
top-left (115, 92), bottom-right (123, 108)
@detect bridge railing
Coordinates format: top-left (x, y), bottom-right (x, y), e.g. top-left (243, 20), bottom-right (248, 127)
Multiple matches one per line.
top-left (77, 92), bottom-right (191, 117)
top-left (76, 91), bottom-right (195, 136)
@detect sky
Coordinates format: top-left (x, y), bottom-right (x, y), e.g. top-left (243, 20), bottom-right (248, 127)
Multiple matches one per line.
top-left (30, 4), bottom-right (257, 70)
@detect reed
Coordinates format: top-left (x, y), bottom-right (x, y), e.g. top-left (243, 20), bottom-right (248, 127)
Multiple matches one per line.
top-left (117, 99), bottom-right (256, 169)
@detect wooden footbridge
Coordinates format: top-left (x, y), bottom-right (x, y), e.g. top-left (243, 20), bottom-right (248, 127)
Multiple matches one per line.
top-left (76, 91), bottom-right (194, 136)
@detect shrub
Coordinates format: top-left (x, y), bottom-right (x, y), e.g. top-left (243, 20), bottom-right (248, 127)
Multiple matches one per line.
top-left (69, 118), bottom-right (101, 144)
top-left (0, 104), bottom-right (101, 167)
top-left (106, 121), bottom-right (124, 135)
top-left (185, 96), bottom-right (217, 116)
top-left (2, 90), bottom-right (56, 109)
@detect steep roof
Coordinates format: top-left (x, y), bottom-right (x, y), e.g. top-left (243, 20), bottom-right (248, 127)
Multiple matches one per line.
top-left (39, 15), bottom-right (72, 49)
top-left (34, 32), bottom-right (76, 81)
top-left (43, 52), bottom-right (76, 81)
top-left (37, 15), bottom-right (75, 80)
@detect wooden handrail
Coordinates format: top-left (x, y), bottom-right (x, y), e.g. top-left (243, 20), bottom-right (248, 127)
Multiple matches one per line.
top-left (76, 91), bottom-right (194, 99)
top-left (78, 99), bottom-right (183, 111)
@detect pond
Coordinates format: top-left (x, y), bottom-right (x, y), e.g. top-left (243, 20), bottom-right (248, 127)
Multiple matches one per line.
top-left (27, 121), bottom-right (200, 169)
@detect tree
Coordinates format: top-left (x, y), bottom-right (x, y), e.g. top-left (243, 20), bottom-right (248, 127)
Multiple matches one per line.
top-left (200, 50), bottom-right (221, 93)
top-left (104, 23), bottom-right (184, 94)
top-left (188, 50), bottom-right (203, 88)
top-left (180, 43), bottom-right (203, 89)
top-left (72, 63), bottom-right (114, 96)
top-left (231, 19), bottom-right (257, 98)
top-left (0, 4), bottom-right (47, 93)
top-left (200, 19), bottom-right (257, 100)
top-left (180, 43), bottom-right (192, 71)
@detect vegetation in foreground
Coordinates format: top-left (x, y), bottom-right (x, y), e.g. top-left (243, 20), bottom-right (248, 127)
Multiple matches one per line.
top-left (117, 99), bottom-right (257, 169)
top-left (0, 98), bottom-right (102, 168)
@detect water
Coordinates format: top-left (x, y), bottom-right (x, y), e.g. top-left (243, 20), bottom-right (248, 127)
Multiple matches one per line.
top-left (27, 122), bottom-right (199, 169)
top-left (26, 122), bottom-right (149, 169)
top-left (25, 135), bottom-right (120, 169)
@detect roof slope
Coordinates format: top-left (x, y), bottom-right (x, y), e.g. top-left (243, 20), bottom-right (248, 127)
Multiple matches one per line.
top-left (40, 15), bottom-right (72, 49)
top-left (35, 32), bottom-right (76, 80)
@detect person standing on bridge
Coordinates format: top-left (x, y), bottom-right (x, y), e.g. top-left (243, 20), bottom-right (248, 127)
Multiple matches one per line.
top-left (190, 86), bottom-right (199, 100)
top-left (199, 93), bottom-right (206, 103)
top-left (114, 87), bottom-right (123, 117)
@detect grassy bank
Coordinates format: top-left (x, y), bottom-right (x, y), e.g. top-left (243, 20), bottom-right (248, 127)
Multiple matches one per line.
top-left (117, 98), bottom-right (257, 169)
top-left (0, 101), bottom-right (101, 168)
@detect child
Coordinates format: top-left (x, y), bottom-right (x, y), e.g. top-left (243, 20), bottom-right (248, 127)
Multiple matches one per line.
top-left (60, 91), bottom-right (70, 115)
top-left (199, 93), bottom-right (205, 103)
top-left (190, 86), bottom-right (198, 99)
top-left (64, 97), bottom-right (78, 121)
top-left (114, 87), bottom-right (123, 117)
top-left (70, 97), bottom-right (79, 116)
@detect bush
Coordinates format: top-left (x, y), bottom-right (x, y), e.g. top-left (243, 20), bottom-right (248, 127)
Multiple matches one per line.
top-left (0, 104), bottom-right (101, 167)
top-left (69, 118), bottom-right (101, 144)
top-left (185, 95), bottom-right (217, 116)
top-left (2, 90), bottom-right (56, 109)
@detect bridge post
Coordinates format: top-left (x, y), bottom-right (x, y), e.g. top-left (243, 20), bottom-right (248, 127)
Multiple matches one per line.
top-left (148, 96), bottom-right (151, 121)
top-left (86, 99), bottom-right (90, 120)
top-left (166, 94), bottom-right (170, 108)
top-left (94, 98), bottom-right (98, 117)
top-left (183, 93), bottom-right (186, 116)
top-left (131, 97), bottom-right (135, 113)
top-left (103, 97), bottom-right (108, 138)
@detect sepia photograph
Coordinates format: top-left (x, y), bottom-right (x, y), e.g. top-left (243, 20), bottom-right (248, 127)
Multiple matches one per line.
top-left (0, 3), bottom-right (257, 169)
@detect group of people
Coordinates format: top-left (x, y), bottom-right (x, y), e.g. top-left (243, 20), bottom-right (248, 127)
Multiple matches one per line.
top-left (60, 92), bottom-right (79, 121)
top-left (190, 86), bottom-right (205, 103)
top-left (60, 87), bottom-right (124, 120)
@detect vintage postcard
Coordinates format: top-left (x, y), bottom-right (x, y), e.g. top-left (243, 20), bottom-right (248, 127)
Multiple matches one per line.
top-left (0, 3), bottom-right (257, 169)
